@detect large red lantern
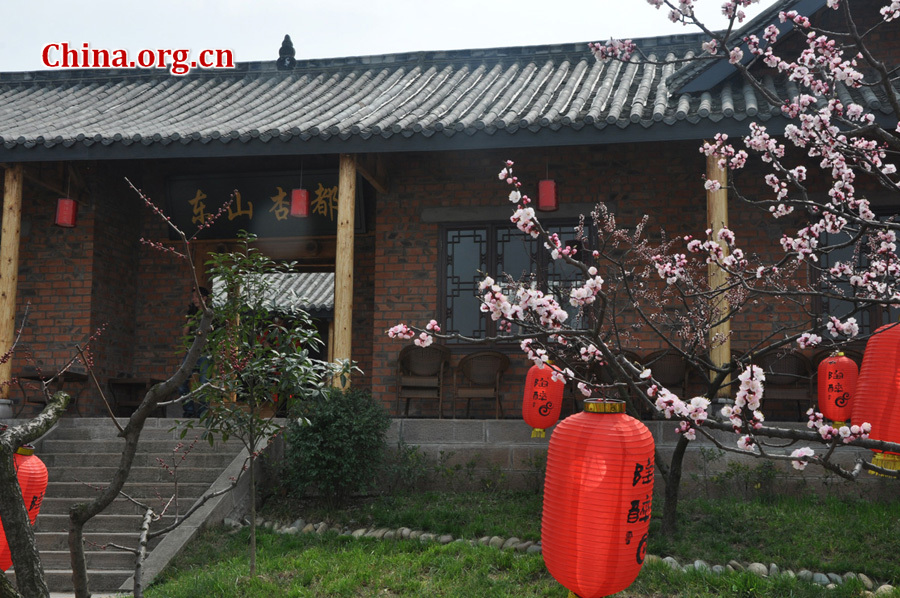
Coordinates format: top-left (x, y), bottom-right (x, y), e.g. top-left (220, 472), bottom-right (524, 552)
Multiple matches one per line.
top-left (0, 445), bottom-right (48, 571)
top-left (816, 352), bottom-right (857, 426)
top-left (541, 399), bottom-right (655, 598)
top-left (522, 362), bottom-right (565, 438)
top-left (853, 324), bottom-right (900, 472)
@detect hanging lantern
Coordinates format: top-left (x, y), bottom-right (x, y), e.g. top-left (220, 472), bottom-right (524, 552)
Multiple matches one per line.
top-left (816, 352), bottom-right (857, 427)
top-left (522, 362), bottom-right (565, 438)
top-left (290, 189), bottom-right (309, 218)
top-left (55, 198), bottom-right (77, 227)
top-left (541, 399), bottom-right (655, 598)
top-left (0, 445), bottom-right (48, 571)
top-left (853, 324), bottom-right (900, 473)
top-left (538, 180), bottom-right (558, 212)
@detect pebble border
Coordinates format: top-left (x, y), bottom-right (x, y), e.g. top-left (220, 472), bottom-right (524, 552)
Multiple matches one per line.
top-left (234, 517), bottom-right (897, 596)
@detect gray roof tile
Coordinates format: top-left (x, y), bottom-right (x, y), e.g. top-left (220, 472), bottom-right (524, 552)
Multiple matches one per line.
top-left (0, 11), bottom-right (895, 157)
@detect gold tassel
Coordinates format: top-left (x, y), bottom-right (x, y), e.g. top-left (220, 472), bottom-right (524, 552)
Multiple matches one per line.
top-left (531, 428), bottom-right (545, 438)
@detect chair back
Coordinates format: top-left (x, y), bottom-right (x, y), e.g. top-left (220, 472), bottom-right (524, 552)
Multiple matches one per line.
top-left (399, 344), bottom-right (451, 377)
top-left (458, 351), bottom-right (510, 385)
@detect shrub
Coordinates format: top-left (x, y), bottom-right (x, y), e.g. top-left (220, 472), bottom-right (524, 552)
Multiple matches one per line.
top-left (281, 387), bottom-right (391, 505)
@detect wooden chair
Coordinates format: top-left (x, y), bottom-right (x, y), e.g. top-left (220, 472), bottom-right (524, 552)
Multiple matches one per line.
top-left (454, 351), bottom-right (510, 419)
top-left (754, 350), bottom-right (813, 422)
top-left (396, 344), bottom-right (451, 418)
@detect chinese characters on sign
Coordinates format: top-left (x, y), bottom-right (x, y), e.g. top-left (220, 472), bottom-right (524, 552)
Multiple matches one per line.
top-left (167, 171), bottom-right (362, 241)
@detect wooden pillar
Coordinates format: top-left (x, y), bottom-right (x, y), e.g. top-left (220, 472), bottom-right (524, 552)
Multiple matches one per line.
top-left (706, 153), bottom-right (731, 398)
top-left (0, 164), bottom-right (23, 399)
top-left (333, 154), bottom-right (356, 388)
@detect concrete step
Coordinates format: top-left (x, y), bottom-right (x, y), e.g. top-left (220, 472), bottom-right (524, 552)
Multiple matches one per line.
top-left (10, 568), bottom-right (133, 592)
top-left (47, 481), bottom-right (215, 500)
top-left (41, 451), bottom-right (240, 468)
top-left (48, 465), bottom-right (229, 484)
top-left (4, 418), bottom-right (251, 594)
top-left (39, 439), bottom-right (241, 454)
top-left (34, 532), bottom-right (164, 553)
top-left (36, 514), bottom-right (178, 533)
top-left (41, 496), bottom-right (200, 516)
top-left (39, 550), bottom-right (137, 570)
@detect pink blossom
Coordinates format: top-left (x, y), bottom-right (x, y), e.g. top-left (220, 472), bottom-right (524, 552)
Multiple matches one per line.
top-left (790, 447), bottom-right (815, 470)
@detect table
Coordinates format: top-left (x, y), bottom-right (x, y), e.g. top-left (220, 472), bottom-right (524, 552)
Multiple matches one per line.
top-left (15, 367), bottom-right (89, 416)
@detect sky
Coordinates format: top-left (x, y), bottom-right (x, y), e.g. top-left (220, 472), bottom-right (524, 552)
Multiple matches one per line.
top-left (0, 0), bottom-right (770, 73)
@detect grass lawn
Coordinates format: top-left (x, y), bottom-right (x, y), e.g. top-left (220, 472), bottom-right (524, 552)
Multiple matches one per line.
top-left (142, 489), bottom-right (900, 597)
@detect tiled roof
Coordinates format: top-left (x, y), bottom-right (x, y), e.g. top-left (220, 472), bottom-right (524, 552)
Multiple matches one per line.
top-left (212, 272), bottom-right (334, 316)
top-left (0, 1), bottom-right (893, 159)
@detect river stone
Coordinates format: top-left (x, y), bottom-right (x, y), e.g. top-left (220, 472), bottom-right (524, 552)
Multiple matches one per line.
top-left (768, 563), bottom-right (779, 577)
top-left (859, 574), bottom-right (875, 590)
top-left (291, 518), bottom-right (305, 529)
top-left (827, 573), bottom-right (843, 585)
top-left (352, 528), bottom-right (368, 538)
top-left (728, 560), bottom-right (744, 572)
top-left (438, 534), bottom-right (454, 545)
top-left (502, 537), bottom-right (521, 550)
top-left (526, 544), bottom-right (542, 555)
top-left (663, 557), bottom-right (680, 570)
top-left (478, 536), bottom-right (491, 546)
top-left (516, 541), bottom-right (534, 553)
top-left (813, 573), bottom-right (831, 585)
top-left (383, 530), bottom-right (396, 540)
top-left (843, 572), bottom-right (858, 584)
top-left (694, 560), bottom-right (710, 572)
top-left (875, 584), bottom-right (895, 595)
top-left (797, 570), bottom-right (813, 582)
top-left (489, 536), bottom-right (505, 549)
top-left (827, 584), bottom-right (838, 590)
top-left (419, 533), bottom-right (435, 542)
top-left (301, 523), bottom-right (316, 534)
top-left (409, 530), bottom-right (422, 540)
top-left (747, 563), bottom-right (768, 577)
top-left (712, 565), bottom-right (725, 575)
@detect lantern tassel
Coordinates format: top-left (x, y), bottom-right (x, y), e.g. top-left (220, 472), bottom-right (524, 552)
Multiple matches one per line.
top-left (531, 428), bottom-right (545, 438)
top-left (870, 453), bottom-right (900, 476)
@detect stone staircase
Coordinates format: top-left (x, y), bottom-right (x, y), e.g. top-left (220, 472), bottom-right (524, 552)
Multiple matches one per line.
top-left (3, 417), bottom-right (248, 595)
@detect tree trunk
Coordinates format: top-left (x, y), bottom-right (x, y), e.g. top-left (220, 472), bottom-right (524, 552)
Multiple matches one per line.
top-left (659, 435), bottom-right (689, 537)
top-left (249, 430), bottom-right (257, 578)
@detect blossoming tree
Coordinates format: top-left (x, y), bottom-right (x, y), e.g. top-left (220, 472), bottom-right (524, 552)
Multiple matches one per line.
top-left (391, 0), bottom-right (900, 534)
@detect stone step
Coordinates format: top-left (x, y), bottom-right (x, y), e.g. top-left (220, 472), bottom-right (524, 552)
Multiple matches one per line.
top-left (36, 513), bottom-right (177, 533)
top-left (39, 421), bottom-right (195, 441)
top-left (9, 568), bottom-right (133, 592)
top-left (47, 481), bottom-right (214, 501)
top-left (38, 550), bottom-right (138, 570)
top-left (34, 531), bottom-right (163, 553)
top-left (41, 496), bottom-right (200, 516)
top-left (40, 451), bottom-right (239, 468)
top-left (39, 439), bottom-right (241, 454)
top-left (48, 465), bottom-right (229, 484)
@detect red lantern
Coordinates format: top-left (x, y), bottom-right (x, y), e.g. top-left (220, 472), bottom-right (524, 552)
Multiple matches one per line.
top-left (522, 363), bottom-right (565, 438)
top-left (816, 352), bottom-right (857, 426)
top-left (55, 198), bottom-right (77, 227)
top-left (853, 324), bottom-right (900, 472)
top-left (0, 445), bottom-right (48, 571)
top-left (538, 180), bottom-right (558, 212)
top-left (290, 189), bottom-right (309, 218)
top-left (541, 399), bottom-right (655, 598)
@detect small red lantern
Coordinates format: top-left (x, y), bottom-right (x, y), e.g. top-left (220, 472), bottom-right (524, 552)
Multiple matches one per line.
top-left (816, 352), bottom-right (857, 426)
top-left (290, 189), bottom-right (309, 218)
top-left (522, 362), bottom-right (565, 438)
top-left (55, 198), bottom-right (77, 227)
top-left (853, 324), bottom-right (900, 473)
top-left (0, 445), bottom-right (48, 571)
top-left (542, 399), bottom-right (655, 598)
top-left (538, 179), bottom-right (558, 212)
